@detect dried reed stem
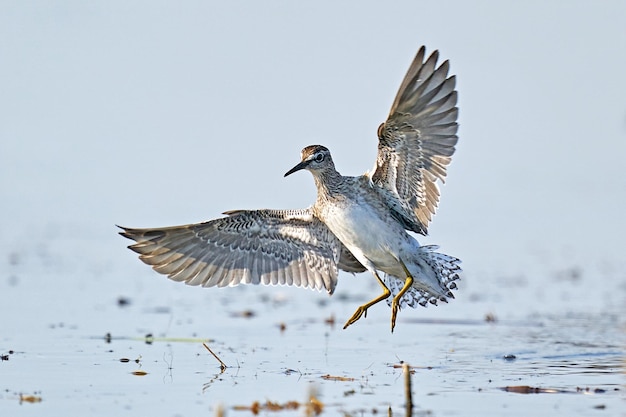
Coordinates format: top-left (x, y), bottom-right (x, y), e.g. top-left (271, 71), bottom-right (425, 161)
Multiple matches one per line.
top-left (203, 342), bottom-right (227, 372)
top-left (403, 362), bottom-right (413, 415)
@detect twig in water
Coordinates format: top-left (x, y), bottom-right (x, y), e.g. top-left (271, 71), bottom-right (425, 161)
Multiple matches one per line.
top-left (203, 343), bottom-right (227, 373)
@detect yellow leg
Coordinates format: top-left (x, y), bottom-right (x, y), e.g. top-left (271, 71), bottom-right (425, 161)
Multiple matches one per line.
top-left (390, 259), bottom-right (414, 333)
top-left (343, 271), bottom-right (391, 330)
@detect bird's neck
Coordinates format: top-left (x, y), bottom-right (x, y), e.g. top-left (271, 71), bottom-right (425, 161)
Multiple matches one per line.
top-left (313, 169), bottom-right (344, 200)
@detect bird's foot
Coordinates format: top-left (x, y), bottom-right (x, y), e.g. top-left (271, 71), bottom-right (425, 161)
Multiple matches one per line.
top-left (343, 305), bottom-right (368, 329)
top-left (390, 298), bottom-right (401, 333)
top-left (343, 273), bottom-right (391, 330)
top-left (389, 260), bottom-right (413, 332)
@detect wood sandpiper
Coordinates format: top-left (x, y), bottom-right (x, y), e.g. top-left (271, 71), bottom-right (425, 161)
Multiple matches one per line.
top-left (120, 46), bottom-right (461, 332)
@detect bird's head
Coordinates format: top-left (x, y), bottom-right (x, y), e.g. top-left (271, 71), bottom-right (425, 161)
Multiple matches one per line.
top-left (284, 145), bottom-right (335, 177)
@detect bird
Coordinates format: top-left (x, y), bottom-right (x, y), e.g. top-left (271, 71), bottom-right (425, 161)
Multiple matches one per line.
top-left (119, 46), bottom-right (461, 332)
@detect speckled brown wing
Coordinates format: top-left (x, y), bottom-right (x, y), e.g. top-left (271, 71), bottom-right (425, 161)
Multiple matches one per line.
top-left (119, 208), bottom-right (364, 295)
top-left (368, 46), bottom-right (459, 235)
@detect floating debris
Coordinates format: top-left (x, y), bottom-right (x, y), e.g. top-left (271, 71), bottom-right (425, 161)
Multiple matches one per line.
top-left (131, 370), bottom-right (148, 376)
top-left (500, 385), bottom-right (619, 395)
top-left (234, 400), bottom-right (299, 414)
top-left (577, 387), bottom-right (608, 394)
top-left (102, 334), bottom-right (213, 344)
top-left (231, 310), bottom-right (256, 318)
top-left (503, 354), bottom-right (517, 361)
top-left (119, 356), bottom-right (141, 364)
top-left (117, 296), bottom-right (131, 307)
top-left (19, 394), bottom-right (42, 404)
top-left (233, 386), bottom-right (323, 415)
top-left (320, 374), bottom-right (355, 381)
top-left (504, 385), bottom-right (613, 395)
top-left (390, 362), bottom-right (431, 371)
top-left (503, 385), bottom-right (565, 394)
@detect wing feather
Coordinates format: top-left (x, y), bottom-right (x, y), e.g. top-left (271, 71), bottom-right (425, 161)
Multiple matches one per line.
top-left (119, 208), bottom-right (364, 294)
top-left (369, 47), bottom-right (459, 235)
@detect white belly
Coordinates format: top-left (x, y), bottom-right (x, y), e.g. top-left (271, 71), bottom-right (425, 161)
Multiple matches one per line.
top-left (314, 188), bottom-right (451, 299)
top-left (320, 200), bottom-right (416, 276)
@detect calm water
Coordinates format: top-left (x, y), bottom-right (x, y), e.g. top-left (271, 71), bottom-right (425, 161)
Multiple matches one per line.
top-left (1, 233), bottom-right (623, 416)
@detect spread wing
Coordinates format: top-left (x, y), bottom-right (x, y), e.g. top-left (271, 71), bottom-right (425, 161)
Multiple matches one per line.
top-left (119, 208), bottom-right (365, 295)
top-left (368, 46), bottom-right (459, 235)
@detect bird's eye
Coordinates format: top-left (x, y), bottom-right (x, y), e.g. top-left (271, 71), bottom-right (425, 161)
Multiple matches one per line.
top-left (314, 152), bottom-right (324, 163)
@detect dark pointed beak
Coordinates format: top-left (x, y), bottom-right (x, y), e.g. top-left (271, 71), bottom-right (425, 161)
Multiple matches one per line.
top-left (284, 160), bottom-right (308, 177)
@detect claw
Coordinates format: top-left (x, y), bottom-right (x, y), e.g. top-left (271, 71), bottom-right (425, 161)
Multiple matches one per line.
top-left (343, 306), bottom-right (367, 329)
top-left (389, 258), bottom-right (414, 332)
top-left (390, 299), bottom-right (400, 332)
top-left (343, 271), bottom-right (390, 330)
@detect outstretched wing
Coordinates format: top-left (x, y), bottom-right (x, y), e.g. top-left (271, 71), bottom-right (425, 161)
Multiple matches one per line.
top-left (119, 208), bottom-right (364, 295)
top-left (368, 46), bottom-right (459, 235)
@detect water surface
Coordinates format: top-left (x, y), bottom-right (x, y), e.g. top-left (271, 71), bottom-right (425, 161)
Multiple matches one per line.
top-left (1, 235), bottom-right (623, 416)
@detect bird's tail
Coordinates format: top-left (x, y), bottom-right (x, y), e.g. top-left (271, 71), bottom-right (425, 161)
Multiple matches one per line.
top-left (383, 245), bottom-right (461, 309)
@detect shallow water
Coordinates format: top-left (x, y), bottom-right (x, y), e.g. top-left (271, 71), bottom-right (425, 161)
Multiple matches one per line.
top-left (1, 235), bottom-right (623, 416)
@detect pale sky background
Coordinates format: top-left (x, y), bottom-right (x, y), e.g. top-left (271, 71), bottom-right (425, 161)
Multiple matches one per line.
top-left (1, 1), bottom-right (625, 282)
